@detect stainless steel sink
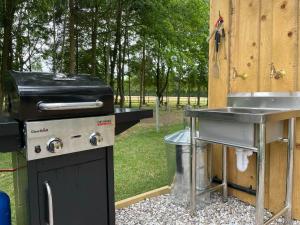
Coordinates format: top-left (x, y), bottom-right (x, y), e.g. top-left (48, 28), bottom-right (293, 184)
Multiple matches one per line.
top-left (186, 95), bottom-right (300, 149)
top-left (186, 92), bottom-right (300, 225)
top-left (185, 107), bottom-right (292, 149)
top-left (186, 107), bottom-right (297, 124)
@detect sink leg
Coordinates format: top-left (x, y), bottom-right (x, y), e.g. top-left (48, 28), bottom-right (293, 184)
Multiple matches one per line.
top-left (190, 117), bottom-right (197, 216)
top-left (256, 123), bottom-right (266, 225)
top-left (285, 118), bottom-right (295, 224)
top-left (222, 145), bottom-right (228, 202)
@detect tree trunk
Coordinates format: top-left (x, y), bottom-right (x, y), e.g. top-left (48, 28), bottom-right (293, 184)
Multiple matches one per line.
top-left (103, 5), bottom-right (112, 83)
top-left (116, 32), bottom-right (122, 105)
top-left (52, 6), bottom-right (57, 73)
top-left (139, 38), bottom-right (146, 108)
top-left (120, 25), bottom-right (128, 108)
top-left (27, 23), bottom-right (32, 72)
top-left (91, 6), bottom-right (98, 76)
top-left (69, 0), bottom-right (76, 74)
top-left (165, 73), bottom-right (169, 109)
top-left (127, 32), bottom-right (131, 108)
top-left (115, 86), bottom-right (119, 104)
top-left (110, 0), bottom-right (122, 89)
top-left (142, 42), bottom-right (146, 105)
top-left (197, 83), bottom-right (200, 106)
top-left (188, 81), bottom-right (191, 105)
top-left (142, 72), bottom-right (146, 104)
top-left (177, 79), bottom-right (181, 107)
top-left (0, 0), bottom-right (15, 110)
top-left (60, 13), bottom-right (67, 72)
top-left (103, 44), bottom-right (110, 83)
top-left (128, 73), bottom-right (131, 108)
top-left (159, 67), bottom-right (170, 103)
top-left (155, 53), bottom-right (160, 104)
top-left (15, 15), bottom-right (23, 71)
top-left (75, 0), bottom-right (79, 74)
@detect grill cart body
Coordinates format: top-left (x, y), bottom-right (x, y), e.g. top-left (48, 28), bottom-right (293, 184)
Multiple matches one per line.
top-left (0, 71), bottom-right (152, 225)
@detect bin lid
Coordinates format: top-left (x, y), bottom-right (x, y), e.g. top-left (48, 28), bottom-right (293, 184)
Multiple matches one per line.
top-left (164, 128), bottom-right (190, 146)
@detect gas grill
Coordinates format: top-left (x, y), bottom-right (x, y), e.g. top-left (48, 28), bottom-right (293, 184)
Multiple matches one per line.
top-left (0, 71), bottom-right (152, 225)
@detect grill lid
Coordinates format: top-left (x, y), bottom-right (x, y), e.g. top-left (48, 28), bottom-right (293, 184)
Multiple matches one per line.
top-left (7, 71), bottom-right (114, 121)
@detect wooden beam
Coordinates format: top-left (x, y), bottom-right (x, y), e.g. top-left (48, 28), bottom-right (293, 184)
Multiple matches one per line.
top-left (115, 186), bottom-right (171, 209)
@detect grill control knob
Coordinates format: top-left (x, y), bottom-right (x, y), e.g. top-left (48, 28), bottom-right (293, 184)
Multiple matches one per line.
top-left (47, 138), bottom-right (63, 153)
top-left (90, 132), bottom-right (103, 146)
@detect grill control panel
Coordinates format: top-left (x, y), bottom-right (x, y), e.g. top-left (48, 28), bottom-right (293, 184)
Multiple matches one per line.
top-left (25, 115), bottom-right (115, 161)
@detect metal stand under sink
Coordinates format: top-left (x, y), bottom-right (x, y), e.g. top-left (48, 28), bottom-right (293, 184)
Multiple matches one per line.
top-left (186, 92), bottom-right (300, 225)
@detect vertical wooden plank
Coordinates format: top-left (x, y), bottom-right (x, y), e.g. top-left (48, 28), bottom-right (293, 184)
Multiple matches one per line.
top-left (271, 0), bottom-right (298, 91)
top-left (268, 0), bottom-right (298, 215)
top-left (293, 148), bottom-right (300, 220)
top-left (228, 0), bottom-right (239, 93)
top-left (269, 142), bottom-right (288, 213)
top-left (258, 0), bottom-right (272, 209)
top-left (208, 0), bottom-right (231, 184)
top-left (229, 0), bottom-right (261, 200)
top-left (230, 0), bottom-right (260, 93)
top-left (208, 0), bottom-right (229, 109)
top-left (294, 2), bottom-right (300, 219)
top-left (297, 0), bottom-right (300, 91)
top-left (259, 0), bottom-right (273, 91)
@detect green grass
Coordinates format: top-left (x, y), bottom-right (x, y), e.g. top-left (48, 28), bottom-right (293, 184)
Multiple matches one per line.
top-left (114, 123), bottom-right (182, 201)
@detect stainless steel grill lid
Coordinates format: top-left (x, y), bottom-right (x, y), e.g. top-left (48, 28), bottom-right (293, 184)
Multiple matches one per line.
top-left (7, 71), bottom-right (114, 121)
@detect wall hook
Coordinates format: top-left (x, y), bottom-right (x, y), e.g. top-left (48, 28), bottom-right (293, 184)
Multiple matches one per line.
top-left (270, 63), bottom-right (286, 80)
top-left (232, 67), bottom-right (248, 80)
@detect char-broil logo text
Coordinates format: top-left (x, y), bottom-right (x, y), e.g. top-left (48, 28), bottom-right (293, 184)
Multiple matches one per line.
top-left (97, 120), bottom-right (112, 126)
top-left (31, 128), bottom-right (48, 133)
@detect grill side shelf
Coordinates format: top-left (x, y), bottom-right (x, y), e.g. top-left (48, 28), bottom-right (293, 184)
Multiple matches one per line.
top-left (0, 115), bottom-right (21, 152)
top-left (115, 108), bottom-right (153, 135)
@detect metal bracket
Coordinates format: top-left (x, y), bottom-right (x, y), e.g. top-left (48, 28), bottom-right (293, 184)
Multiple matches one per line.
top-left (232, 67), bottom-right (248, 80)
top-left (270, 63), bottom-right (286, 80)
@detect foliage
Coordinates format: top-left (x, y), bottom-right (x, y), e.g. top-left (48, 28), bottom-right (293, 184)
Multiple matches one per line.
top-left (0, 0), bottom-right (209, 107)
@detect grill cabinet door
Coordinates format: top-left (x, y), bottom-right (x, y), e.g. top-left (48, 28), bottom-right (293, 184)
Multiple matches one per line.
top-left (38, 159), bottom-right (108, 225)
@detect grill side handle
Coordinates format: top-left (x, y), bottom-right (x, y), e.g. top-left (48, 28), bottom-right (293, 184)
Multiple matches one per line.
top-left (38, 100), bottom-right (103, 111)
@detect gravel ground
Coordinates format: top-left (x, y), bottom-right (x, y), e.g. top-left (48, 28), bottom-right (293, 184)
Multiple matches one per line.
top-left (116, 193), bottom-right (300, 225)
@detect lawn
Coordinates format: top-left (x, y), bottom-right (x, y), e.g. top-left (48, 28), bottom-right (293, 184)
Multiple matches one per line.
top-left (114, 122), bottom-right (182, 201)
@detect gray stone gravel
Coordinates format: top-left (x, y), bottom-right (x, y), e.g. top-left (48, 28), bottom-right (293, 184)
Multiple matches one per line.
top-left (116, 193), bottom-right (300, 225)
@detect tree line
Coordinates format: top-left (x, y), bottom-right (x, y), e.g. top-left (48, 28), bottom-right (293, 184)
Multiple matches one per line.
top-left (0, 0), bottom-right (209, 108)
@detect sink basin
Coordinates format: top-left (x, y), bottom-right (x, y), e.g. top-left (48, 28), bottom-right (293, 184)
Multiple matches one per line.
top-left (186, 106), bottom-right (300, 149)
top-left (186, 107), bottom-right (298, 124)
top-left (185, 93), bottom-right (300, 148)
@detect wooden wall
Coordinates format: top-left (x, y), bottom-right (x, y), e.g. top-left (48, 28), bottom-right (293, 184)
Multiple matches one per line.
top-left (209, 0), bottom-right (300, 219)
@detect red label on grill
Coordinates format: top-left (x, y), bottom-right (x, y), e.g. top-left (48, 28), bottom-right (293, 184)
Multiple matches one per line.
top-left (97, 120), bottom-right (112, 126)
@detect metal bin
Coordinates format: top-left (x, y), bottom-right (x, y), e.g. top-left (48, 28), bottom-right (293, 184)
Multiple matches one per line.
top-left (165, 128), bottom-right (210, 207)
